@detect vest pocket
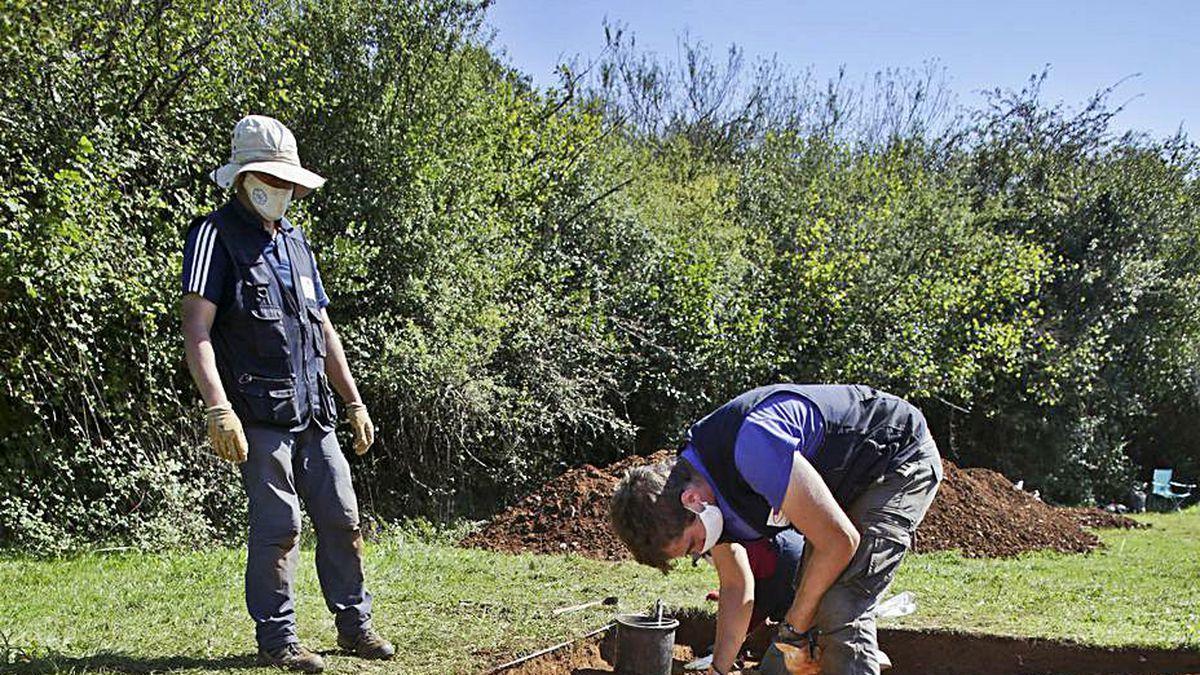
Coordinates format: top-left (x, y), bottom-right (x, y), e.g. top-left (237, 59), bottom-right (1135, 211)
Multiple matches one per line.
top-left (306, 306), bottom-right (327, 357)
top-left (249, 306), bottom-right (290, 358)
top-left (236, 373), bottom-right (301, 427)
top-left (242, 262), bottom-right (277, 308)
top-left (316, 372), bottom-right (337, 426)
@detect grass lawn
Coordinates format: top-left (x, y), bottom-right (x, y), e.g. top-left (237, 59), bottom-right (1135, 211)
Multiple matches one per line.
top-left (890, 507), bottom-right (1200, 648)
top-left (0, 508), bottom-right (1196, 674)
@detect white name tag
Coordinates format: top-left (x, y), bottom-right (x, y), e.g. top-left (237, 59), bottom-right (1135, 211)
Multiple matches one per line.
top-left (300, 276), bottom-right (316, 302)
top-left (767, 509), bottom-right (791, 528)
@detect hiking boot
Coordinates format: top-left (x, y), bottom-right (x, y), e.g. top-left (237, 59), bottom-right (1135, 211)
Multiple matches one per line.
top-left (337, 628), bottom-right (395, 660)
top-left (257, 643), bottom-right (326, 673)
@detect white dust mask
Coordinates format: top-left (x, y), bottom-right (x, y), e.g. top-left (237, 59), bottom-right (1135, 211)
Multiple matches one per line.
top-left (242, 173), bottom-right (293, 221)
top-left (688, 502), bottom-right (724, 557)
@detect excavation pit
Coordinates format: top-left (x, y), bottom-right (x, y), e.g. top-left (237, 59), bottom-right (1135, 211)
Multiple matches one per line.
top-left (496, 610), bottom-right (1200, 675)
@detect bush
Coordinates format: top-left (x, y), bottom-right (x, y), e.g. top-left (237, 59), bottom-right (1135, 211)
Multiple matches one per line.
top-left (1, 2), bottom-right (1196, 553)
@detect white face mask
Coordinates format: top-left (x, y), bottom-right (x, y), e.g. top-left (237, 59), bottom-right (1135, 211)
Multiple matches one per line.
top-left (242, 173), bottom-right (293, 221)
top-left (688, 502), bottom-right (724, 558)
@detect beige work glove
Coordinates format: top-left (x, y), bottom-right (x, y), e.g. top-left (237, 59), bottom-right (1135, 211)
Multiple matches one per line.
top-left (776, 642), bottom-right (821, 674)
top-left (206, 402), bottom-right (248, 463)
top-left (345, 402), bottom-right (375, 456)
top-left (759, 624), bottom-right (822, 675)
top-left (759, 641), bottom-right (821, 675)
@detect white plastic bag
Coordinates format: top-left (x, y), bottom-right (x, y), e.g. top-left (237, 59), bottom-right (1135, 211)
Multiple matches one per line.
top-left (875, 591), bottom-right (917, 619)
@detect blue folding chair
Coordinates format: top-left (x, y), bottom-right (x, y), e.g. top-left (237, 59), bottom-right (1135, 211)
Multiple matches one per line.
top-left (1149, 469), bottom-right (1196, 511)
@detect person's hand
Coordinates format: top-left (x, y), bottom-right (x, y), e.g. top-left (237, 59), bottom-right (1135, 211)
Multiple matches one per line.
top-left (758, 627), bottom-right (821, 675)
top-left (206, 402), bottom-right (248, 463)
top-left (775, 641), bottom-right (821, 674)
top-left (345, 402), bottom-right (375, 455)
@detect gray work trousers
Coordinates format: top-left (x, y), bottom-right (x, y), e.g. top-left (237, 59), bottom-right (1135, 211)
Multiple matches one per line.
top-left (240, 422), bottom-right (373, 651)
top-left (760, 436), bottom-right (942, 675)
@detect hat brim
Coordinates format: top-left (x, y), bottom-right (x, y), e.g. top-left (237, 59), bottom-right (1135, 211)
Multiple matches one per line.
top-left (209, 161), bottom-right (326, 198)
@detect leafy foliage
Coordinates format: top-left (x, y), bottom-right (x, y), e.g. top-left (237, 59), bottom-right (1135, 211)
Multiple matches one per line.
top-left (1, 1), bottom-right (1197, 552)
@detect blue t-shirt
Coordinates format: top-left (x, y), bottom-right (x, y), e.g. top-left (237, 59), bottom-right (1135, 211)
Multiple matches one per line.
top-left (684, 392), bottom-right (825, 541)
top-left (734, 392), bottom-right (825, 510)
top-left (181, 201), bottom-right (330, 310)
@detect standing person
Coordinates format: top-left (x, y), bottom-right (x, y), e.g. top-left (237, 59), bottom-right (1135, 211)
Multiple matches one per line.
top-left (609, 384), bottom-right (942, 675)
top-left (181, 115), bottom-right (394, 672)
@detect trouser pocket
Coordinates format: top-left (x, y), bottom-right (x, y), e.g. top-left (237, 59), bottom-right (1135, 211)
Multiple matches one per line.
top-left (849, 534), bottom-right (908, 598)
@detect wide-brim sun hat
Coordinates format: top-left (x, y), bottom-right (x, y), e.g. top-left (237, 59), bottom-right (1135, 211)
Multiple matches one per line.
top-left (210, 115), bottom-right (326, 198)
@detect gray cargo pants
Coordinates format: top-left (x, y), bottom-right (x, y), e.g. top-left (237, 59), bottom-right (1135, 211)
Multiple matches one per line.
top-left (240, 422), bottom-right (373, 651)
top-left (760, 436), bottom-right (942, 675)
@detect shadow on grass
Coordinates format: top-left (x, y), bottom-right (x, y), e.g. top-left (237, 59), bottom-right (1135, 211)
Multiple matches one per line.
top-left (7, 652), bottom-right (258, 673)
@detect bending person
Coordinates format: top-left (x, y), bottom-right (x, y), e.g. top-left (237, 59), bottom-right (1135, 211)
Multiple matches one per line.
top-left (610, 384), bottom-right (941, 675)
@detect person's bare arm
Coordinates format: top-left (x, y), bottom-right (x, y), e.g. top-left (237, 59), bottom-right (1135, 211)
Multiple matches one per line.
top-left (709, 542), bottom-right (755, 674)
top-left (181, 294), bottom-right (228, 406)
top-left (321, 308), bottom-right (363, 404)
top-left (780, 452), bottom-right (860, 631)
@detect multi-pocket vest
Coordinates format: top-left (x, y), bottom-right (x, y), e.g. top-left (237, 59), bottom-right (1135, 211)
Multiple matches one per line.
top-left (685, 384), bottom-right (929, 539)
top-left (194, 203), bottom-right (336, 432)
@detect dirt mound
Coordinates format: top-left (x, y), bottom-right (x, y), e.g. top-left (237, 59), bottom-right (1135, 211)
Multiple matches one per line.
top-left (461, 450), bottom-right (674, 560)
top-left (464, 451), bottom-right (1137, 560)
top-left (1062, 506), bottom-right (1147, 530)
top-left (911, 462), bottom-right (1102, 557)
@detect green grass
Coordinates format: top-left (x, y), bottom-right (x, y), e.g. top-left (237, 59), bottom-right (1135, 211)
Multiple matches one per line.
top-left (0, 527), bottom-right (713, 674)
top-left (888, 507), bottom-right (1200, 648)
top-left (1, 508), bottom-right (1197, 674)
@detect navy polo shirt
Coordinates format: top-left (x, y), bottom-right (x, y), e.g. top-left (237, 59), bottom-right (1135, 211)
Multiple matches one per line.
top-left (181, 199), bottom-right (330, 310)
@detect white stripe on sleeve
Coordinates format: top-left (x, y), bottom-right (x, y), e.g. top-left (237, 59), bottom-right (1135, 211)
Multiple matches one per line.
top-left (186, 222), bottom-right (210, 293)
top-left (195, 225), bottom-right (218, 297)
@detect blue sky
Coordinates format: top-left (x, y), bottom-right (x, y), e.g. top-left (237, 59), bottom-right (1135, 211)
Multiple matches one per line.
top-left (485, 1), bottom-right (1196, 139)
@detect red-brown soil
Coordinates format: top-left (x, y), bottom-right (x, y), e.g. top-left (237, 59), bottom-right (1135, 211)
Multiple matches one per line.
top-left (1062, 506), bottom-right (1147, 530)
top-left (501, 641), bottom-right (699, 675)
top-left (498, 640), bottom-right (609, 675)
top-left (911, 461), bottom-right (1104, 557)
top-left (497, 613), bottom-right (1200, 674)
top-left (463, 451), bottom-right (1145, 560)
top-left (462, 450), bottom-right (674, 560)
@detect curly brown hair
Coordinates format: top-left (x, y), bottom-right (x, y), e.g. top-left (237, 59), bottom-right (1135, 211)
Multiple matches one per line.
top-left (608, 458), bottom-right (698, 572)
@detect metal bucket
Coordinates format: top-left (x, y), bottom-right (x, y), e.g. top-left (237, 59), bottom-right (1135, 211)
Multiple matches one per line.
top-left (613, 612), bottom-right (679, 675)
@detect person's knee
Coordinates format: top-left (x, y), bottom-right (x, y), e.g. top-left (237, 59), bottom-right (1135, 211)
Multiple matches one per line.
top-left (250, 510), bottom-right (302, 550)
top-left (811, 608), bottom-right (881, 675)
top-left (817, 636), bottom-right (880, 675)
top-left (254, 530), bottom-right (300, 553)
top-left (310, 499), bottom-right (362, 550)
top-left (312, 479), bottom-right (361, 532)
top-left (312, 498), bottom-right (360, 533)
